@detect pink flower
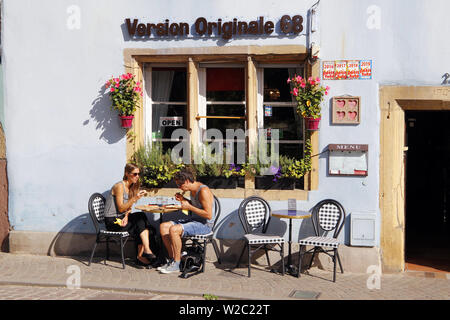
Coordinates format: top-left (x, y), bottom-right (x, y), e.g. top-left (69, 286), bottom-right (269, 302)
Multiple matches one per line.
top-left (287, 78), bottom-right (291, 84)
top-left (296, 76), bottom-right (302, 83)
top-left (308, 77), bottom-right (313, 82)
top-left (310, 79), bottom-right (316, 86)
top-left (110, 88), bottom-right (115, 92)
top-left (326, 86), bottom-right (330, 91)
top-left (292, 88), bottom-right (299, 96)
top-left (300, 82), bottom-right (306, 89)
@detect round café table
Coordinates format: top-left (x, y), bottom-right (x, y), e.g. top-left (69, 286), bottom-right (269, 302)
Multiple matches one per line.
top-left (271, 210), bottom-right (311, 276)
top-left (135, 204), bottom-right (185, 224)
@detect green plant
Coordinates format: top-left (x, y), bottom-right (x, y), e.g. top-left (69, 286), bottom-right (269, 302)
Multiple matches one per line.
top-left (288, 75), bottom-right (329, 119)
top-left (243, 139), bottom-right (312, 180)
top-left (105, 73), bottom-right (143, 116)
top-left (203, 294), bottom-right (218, 300)
top-left (132, 141), bottom-right (184, 188)
top-left (281, 139), bottom-right (312, 179)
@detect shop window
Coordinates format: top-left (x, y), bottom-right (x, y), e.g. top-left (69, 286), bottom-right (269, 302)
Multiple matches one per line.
top-left (259, 67), bottom-right (304, 159)
top-left (145, 66), bottom-right (187, 151)
top-left (199, 67), bottom-right (246, 164)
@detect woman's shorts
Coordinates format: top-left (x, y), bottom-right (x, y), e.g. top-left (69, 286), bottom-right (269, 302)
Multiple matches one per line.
top-left (171, 219), bottom-right (212, 237)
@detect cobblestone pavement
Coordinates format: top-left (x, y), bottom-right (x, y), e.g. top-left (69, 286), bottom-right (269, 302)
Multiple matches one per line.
top-left (0, 284), bottom-right (203, 300)
top-left (0, 253), bottom-right (449, 300)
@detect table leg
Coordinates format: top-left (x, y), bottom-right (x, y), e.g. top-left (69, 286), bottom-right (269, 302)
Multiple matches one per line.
top-left (285, 219), bottom-right (298, 276)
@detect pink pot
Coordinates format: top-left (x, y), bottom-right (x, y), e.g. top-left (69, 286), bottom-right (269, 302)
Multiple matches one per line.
top-left (305, 117), bottom-right (321, 131)
top-left (119, 115), bottom-right (134, 128)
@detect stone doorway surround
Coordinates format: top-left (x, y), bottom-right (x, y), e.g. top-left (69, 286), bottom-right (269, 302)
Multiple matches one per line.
top-left (0, 122), bottom-right (8, 252)
top-left (379, 86), bottom-right (450, 273)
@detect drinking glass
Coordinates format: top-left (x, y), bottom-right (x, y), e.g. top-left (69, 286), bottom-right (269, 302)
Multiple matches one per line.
top-left (156, 195), bottom-right (163, 206)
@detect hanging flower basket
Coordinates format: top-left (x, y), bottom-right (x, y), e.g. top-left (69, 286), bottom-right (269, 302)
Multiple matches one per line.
top-left (305, 117), bottom-right (321, 131)
top-left (288, 75), bottom-right (329, 131)
top-left (119, 115), bottom-right (134, 128)
top-left (105, 73), bottom-right (143, 129)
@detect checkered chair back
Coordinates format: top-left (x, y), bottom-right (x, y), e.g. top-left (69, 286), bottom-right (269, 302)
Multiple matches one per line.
top-left (238, 196), bottom-right (272, 234)
top-left (88, 193), bottom-right (106, 234)
top-left (211, 195), bottom-right (221, 231)
top-left (311, 199), bottom-right (345, 238)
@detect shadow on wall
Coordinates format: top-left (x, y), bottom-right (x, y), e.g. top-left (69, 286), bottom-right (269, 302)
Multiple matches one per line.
top-left (86, 85), bottom-right (125, 144)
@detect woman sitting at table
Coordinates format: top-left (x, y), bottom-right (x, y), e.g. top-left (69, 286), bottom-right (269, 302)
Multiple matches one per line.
top-left (103, 163), bottom-right (157, 266)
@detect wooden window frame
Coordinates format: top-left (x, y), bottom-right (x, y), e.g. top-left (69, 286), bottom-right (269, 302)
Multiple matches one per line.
top-left (123, 45), bottom-right (319, 200)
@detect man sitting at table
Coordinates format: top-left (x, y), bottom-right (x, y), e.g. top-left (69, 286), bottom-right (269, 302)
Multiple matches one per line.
top-left (158, 168), bottom-right (214, 274)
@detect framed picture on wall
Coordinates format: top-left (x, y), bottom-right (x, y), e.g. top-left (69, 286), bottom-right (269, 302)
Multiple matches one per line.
top-left (331, 96), bottom-right (361, 125)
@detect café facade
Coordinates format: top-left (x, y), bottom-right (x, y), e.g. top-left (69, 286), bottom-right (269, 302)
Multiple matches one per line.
top-left (2, 0), bottom-right (450, 274)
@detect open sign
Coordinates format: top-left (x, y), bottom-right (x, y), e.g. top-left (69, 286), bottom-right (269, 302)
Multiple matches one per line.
top-left (160, 117), bottom-right (183, 127)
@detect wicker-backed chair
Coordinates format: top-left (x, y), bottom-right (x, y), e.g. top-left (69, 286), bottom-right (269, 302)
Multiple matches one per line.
top-left (87, 193), bottom-right (132, 269)
top-left (181, 195), bottom-right (222, 275)
top-left (235, 196), bottom-right (285, 277)
top-left (297, 199), bottom-right (345, 282)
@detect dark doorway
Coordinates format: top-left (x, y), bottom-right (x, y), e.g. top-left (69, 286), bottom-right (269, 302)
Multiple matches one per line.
top-left (405, 111), bottom-right (450, 272)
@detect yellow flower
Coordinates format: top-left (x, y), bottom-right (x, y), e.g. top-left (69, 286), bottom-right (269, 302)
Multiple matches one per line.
top-left (307, 100), bottom-right (311, 107)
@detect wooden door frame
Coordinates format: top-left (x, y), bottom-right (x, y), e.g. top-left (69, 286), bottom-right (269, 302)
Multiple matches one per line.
top-left (379, 86), bottom-right (450, 273)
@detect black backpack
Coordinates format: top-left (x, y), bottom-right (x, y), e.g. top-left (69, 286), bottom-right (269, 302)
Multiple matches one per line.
top-left (179, 244), bottom-right (204, 278)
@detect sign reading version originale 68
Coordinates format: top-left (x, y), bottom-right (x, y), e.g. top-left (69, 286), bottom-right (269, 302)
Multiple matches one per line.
top-left (125, 15), bottom-right (304, 40)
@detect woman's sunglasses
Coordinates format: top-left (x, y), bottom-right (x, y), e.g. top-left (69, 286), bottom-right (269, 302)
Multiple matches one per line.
top-left (131, 172), bottom-right (140, 177)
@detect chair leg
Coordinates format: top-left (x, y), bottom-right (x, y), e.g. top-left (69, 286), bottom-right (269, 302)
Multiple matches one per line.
top-left (120, 237), bottom-right (125, 269)
top-left (105, 238), bottom-right (110, 264)
top-left (201, 239), bottom-right (207, 273)
top-left (88, 240), bottom-right (98, 266)
top-left (264, 245), bottom-right (271, 267)
top-left (281, 243), bottom-right (285, 276)
top-left (333, 248), bottom-right (337, 282)
top-left (248, 244), bottom-right (251, 278)
top-left (211, 239), bottom-right (222, 264)
top-left (308, 247), bottom-right (317, 269)
top-left (297, 245), bottom-right (304, 278)
top-left (336, 249), bottom-right (344, 274)
top-left (236, 243), bottom-right (246, 268)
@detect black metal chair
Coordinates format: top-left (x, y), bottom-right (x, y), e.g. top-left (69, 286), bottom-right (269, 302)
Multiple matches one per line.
top-left (87, 193), bottom-right (132, 269)
top-left (236, 196), bottom-right (285, 277)
top-left (297, 199), bottom-right (345, 282)
top-left (181, 195), bottom-right (222, 274)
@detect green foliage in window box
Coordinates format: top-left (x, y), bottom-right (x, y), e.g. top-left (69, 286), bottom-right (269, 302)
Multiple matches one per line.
top-left (243, 139), bottom-right (312, 181)
top-left (132, 141), bottom-right (184, 188)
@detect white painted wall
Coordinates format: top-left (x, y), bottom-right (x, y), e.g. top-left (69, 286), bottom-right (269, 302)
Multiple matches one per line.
top-left (2, 0), bottom-right (450, 249)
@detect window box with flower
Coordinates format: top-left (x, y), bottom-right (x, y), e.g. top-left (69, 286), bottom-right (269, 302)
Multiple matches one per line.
top-left (245, 139), bottom-right (312, 190)
top-left (133, 141), bottom-right (184, 189)
top-left (105, 73), bottom-right (143, 128)
top-left (190, 162), bottom-right (245, 189)
top-left (288, 75), bottom-right (329, 131)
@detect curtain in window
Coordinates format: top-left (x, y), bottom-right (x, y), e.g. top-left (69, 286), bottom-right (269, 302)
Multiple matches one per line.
top-left (152, 70), bottom-right (175, 135)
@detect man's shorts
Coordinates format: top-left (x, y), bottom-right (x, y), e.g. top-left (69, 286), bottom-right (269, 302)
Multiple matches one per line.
top-left (171, 219), bottom-right (212, 237)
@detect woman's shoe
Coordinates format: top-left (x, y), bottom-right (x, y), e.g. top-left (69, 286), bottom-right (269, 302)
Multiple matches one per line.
top-left (142, 253), bottom-right (157, 261)
top-left (136, 257), bottom-right (151, 268)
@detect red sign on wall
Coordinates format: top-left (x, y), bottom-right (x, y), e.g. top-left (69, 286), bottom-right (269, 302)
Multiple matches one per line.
top-left (322, 60), bottom-right (373, 80)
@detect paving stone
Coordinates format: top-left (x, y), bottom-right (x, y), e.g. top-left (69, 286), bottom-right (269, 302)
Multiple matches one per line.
top-left (0, 253), bottom-right (449, 300)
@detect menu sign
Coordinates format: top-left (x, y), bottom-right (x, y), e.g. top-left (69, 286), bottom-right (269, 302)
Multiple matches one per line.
top-left (322, 60), bottom-right (373, 80)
